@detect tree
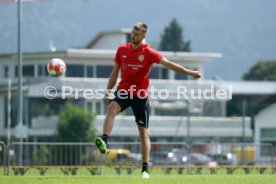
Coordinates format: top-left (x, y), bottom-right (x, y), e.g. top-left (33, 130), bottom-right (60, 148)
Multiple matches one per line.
top-left (159, 18), bottom-right (191, 52)
top-left (242, 60), bottom-right (276, 81)
top-left (56, 102), bottom-right (96, 142)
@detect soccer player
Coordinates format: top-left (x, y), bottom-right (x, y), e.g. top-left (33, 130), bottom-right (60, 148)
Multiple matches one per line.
top-left (95, 22), bottom-right (201, 179)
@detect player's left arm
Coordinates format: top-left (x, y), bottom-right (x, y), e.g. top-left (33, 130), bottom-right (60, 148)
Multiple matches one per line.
top-left (159, 57), bottom-right (202, 78)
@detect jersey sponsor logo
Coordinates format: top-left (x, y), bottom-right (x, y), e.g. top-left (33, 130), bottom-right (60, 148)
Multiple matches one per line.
top-left (138, 54), bottom-right (144, 62)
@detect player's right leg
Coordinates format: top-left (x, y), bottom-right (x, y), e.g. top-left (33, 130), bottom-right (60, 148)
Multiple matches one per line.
top-left (95, 137), bottom-right (108, 154)
top-left (103, 101), bottom-right (122, 135)
top-left (95, 101), bottom-right (121, 154)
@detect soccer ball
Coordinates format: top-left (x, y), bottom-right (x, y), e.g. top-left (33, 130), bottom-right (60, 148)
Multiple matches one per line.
top-left (47, 58), bottom-right (66, 77)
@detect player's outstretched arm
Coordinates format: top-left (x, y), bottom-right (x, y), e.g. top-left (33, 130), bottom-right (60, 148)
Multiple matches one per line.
top-left (159, 57), bottom-right (201, 78)
top-left (105, 63), bottom-right (120, 98)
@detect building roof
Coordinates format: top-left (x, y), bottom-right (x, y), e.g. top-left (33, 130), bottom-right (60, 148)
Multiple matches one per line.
top-left (253, 95), bottom-right (276, 115)
top-left (67, 48), bottom-right (222, 64)
top-left (86, 29), bottom-right (131, 48)
top-left (217, 81), bottom-right (276, 95)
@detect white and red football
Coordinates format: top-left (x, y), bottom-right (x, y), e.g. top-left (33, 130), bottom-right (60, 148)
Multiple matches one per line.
top-left (47, 58), bottom-right (66, 77)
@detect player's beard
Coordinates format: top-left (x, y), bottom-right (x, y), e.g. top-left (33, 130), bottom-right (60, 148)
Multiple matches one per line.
top-left (131, 39), bottom-right (142, 45)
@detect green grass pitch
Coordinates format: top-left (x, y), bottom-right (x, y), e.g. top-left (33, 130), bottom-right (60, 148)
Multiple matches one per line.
top-left (0, 175), bottom-right (275, 184)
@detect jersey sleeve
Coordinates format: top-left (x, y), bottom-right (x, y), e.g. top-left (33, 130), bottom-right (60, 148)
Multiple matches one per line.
top-left (147, 47), bottom-right (163, 64)
top-left (114, 47), bottom-right (121, 64)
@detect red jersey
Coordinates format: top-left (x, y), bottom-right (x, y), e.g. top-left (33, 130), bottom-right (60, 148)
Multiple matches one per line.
top-left (114, 43), bottom-right (163, 97)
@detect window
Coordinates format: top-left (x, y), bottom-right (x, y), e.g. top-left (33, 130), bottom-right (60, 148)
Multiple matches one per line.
top-left (15, 65), bottom-right (35, 77)
top-left (96, 66), bottom-right (113, 78)
top-left (175, 72), bottom-right (188, 80)
top-left (86, 66), bottom-right (94, 78)
top-left (3, 65), bottom-right (9, 78)
top-left (149, 67), bottom-right (158, 79)
top-left (160, 68), bottom-right (168, 79)
top-left (126, 33), bottom-right (131, 43)
top-left (175, 67), bottom-right (198, 80)
top-left (4, 96), bottom-right (30, 128)
top-left (261, 128), bottom-right (276, 141)
top-left (260, 128), bottom-right (276, 156)
top-left (86, 101), bottom-right (93, 113)
top-left (260, 141), bottom-right (275, 157)
top-left (23, 66), bottom-right (34, 77)
top-left (29, 98), bottom-right (67, 116)
top-left (149, 67), bottom-right (168, 79)
top-left (96, 101), bottom-right (102, 115)
top-left (14, 66), bottom-right (17, 77)
top-left (38, 64), bottom-right (48, 76)
top-left (4, 96), bottom-right (17, 128)
top-left (66, 64), bottom-right (84, 77)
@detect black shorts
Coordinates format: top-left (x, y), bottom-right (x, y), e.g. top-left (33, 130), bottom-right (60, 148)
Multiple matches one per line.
top-left (112, 91), bottom-right (149, 128)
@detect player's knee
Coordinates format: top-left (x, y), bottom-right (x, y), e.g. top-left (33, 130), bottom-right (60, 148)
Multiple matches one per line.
top-left (139, 127), bottom-right (149, 139)
top-left (107, 106), bottom-right (116, 117)
top-left (107, 103), bottom-right (120, 117)
top-left (141, 134), bottom-right (149, 141)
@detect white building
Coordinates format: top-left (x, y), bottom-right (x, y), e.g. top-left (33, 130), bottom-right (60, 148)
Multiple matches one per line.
top-left (254, 102), bottom-right (276, 160)
top-left (0, 29), bottom-right (256, 143)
